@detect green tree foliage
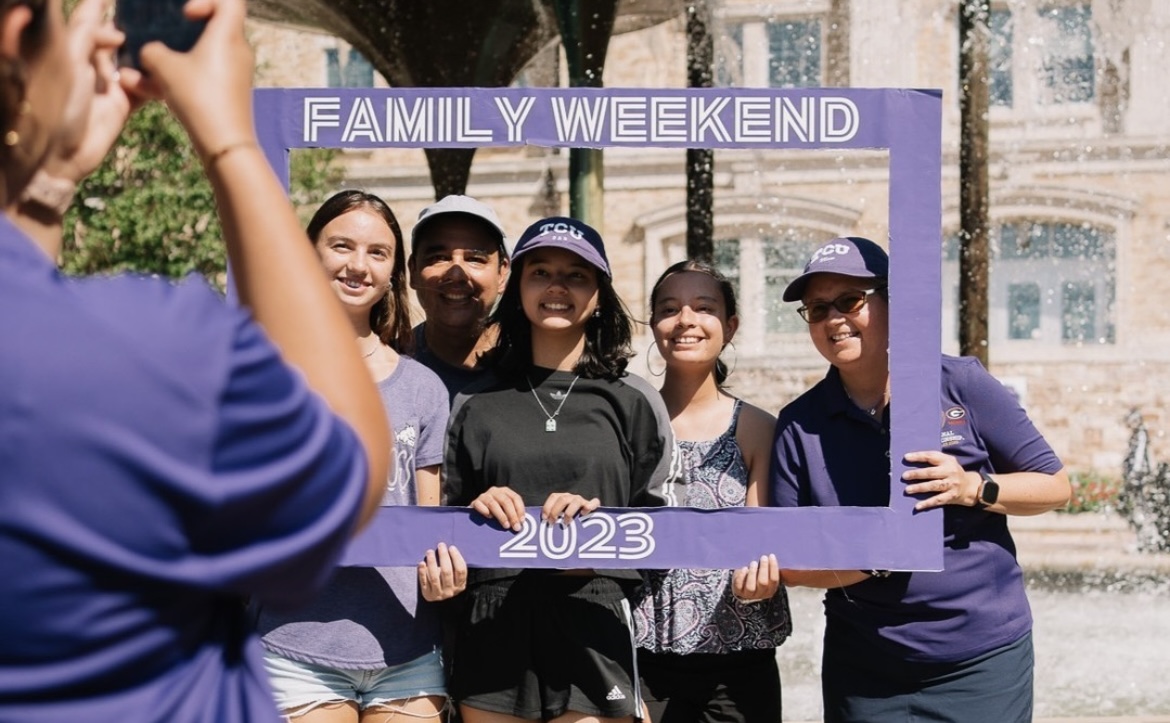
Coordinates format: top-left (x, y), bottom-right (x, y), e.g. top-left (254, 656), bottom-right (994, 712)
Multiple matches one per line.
top-left (62, 103), bottom-right (341, 288)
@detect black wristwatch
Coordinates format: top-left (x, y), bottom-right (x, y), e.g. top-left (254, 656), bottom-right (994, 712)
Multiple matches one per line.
top-left (977, 472), bottom-right (1000, 507)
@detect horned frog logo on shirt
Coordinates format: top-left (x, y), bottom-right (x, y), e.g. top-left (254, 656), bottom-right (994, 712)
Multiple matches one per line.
top-left (396, 425), bottom-right (418, 449)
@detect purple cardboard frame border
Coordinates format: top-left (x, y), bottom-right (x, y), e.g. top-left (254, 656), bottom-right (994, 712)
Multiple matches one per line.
top-left (252, 87), bottom-right (943, 571)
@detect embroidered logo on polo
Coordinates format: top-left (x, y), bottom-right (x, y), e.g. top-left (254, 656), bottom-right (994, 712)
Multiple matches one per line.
top-left (605, 686), bottom-right (627, 701)
top-left (941, 429), bottom-right (965, 448)
top-left (940, 407), bottom-right (968, 448)
top-left (940, 404), bottom-right (968, 444)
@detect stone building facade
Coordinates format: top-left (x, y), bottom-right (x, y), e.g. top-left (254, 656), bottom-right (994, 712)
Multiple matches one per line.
top-left (249, 0), bottom-right (1170, 478)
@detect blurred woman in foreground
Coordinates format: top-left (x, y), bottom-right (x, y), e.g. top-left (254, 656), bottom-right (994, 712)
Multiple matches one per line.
top-left (0, 1), bottom-right (389, 720)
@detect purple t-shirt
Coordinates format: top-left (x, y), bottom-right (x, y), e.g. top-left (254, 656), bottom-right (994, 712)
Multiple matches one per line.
top-left (0, 218), bottom-right (368, 721)
top-left (771, 355), bottom-right (1063, 663)
top-left (256, 357), bottom-right (450, 668)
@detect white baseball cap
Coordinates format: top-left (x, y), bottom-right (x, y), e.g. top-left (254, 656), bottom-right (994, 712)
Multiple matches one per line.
top-left (411, 195), bottom-right (508, 256)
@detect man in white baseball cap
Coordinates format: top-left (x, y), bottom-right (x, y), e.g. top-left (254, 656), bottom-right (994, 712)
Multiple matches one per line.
top-left (408, 195), bottom-right (510, 401)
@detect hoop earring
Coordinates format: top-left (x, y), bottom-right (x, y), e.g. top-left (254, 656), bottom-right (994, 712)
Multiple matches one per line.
top-left (720, 340), bottom-right (738, 378)
top-left (646, 340), bottom-right (666, 377)
top-left (4, 100), bottom-right (30, 147)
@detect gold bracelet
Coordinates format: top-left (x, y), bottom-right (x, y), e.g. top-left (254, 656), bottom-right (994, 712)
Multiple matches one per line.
top-left (204, 140), bottom-right (259, 166)
top-left (18, 169), bottom-right (78, 219)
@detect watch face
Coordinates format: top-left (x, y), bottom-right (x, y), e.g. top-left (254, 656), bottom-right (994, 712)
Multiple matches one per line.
top-left (981, 478), bottom-right (1000, 505)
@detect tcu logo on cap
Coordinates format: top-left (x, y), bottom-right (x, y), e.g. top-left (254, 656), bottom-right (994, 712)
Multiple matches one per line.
top-left (538, 221), bottom-right (585, 240)
top-left (810, 243), bottom-right (852, 265)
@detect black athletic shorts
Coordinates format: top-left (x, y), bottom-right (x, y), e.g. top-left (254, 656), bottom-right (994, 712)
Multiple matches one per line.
top-left (638, 648), bottom-right (781, 723)
top-left (451, 574), bottom-right (643, 721)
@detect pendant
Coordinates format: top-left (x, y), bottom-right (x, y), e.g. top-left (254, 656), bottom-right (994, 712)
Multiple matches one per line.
top-left (545, 418), bottom-right (557, 432)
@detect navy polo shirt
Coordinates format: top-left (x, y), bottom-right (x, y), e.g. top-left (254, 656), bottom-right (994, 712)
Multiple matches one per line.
top-left (0, 216), bottom-right (368, 721)
top-left (771, 355), bottom-right (1063, 663)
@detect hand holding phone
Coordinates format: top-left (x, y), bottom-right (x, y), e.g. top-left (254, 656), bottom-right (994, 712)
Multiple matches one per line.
top-left (115, 0), bottom-right (207, 70)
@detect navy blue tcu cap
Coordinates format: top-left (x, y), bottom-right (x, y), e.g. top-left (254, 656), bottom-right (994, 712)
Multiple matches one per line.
top-left (782, 236), bottom-right (889, 302)
top-left (512, 217), bottom-right (611, 278)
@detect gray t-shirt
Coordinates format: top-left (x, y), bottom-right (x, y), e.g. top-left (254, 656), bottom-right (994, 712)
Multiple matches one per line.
top-left (256, 357), bottom-right (450, 669)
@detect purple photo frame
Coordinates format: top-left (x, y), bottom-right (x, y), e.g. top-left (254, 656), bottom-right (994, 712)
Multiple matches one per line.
top-left (253, 87), bottom-right (943, 571)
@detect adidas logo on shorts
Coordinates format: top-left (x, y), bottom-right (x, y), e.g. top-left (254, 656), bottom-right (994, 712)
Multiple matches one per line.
top-left (605, 685), bottom-right (626, 701)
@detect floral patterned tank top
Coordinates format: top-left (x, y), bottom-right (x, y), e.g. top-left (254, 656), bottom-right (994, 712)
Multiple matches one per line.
top-left (634, 400), bottom-right (792, 654)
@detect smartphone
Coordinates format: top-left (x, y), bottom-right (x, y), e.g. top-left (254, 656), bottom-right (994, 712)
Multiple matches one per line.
top-left (115, 0), bottom-right (207, 70)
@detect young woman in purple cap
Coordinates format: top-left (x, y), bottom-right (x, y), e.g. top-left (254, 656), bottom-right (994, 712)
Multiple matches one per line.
top-left (633, 260), bottom-right (792, 723)
top-left (253, 191), bottom-right (464, 723)
top-left (770, 236), bottom-right (1071, 723)
top-left (442, 216), bottom-right (678, 723)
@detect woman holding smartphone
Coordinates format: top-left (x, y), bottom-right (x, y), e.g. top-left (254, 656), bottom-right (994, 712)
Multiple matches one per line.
top-left (0, 0), bottom-right (390, 720)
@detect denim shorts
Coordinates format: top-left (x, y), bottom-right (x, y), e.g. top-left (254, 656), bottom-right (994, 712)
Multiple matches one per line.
top-left (263, 647), bottom-right (447, 716)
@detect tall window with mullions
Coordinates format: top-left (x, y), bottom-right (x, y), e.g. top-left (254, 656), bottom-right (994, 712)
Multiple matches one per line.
top-left (715, 15), bottom-right (824, 89)
top-left (943, 221), bottom-right (1115, 348)
top-left (1037, 3), bottom-right (1094, 105)
top-left (767, 18), bottom-right (822, 88)
top-left (712, 235), bottom-right (822, 348)
top-left (764, 237), bottom-right (816, 334)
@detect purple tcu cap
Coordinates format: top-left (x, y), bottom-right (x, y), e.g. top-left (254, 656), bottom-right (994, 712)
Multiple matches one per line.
top-left (782, 236), bottom-right (889, 302)
top-left (411, 195), bottom-right (508, 256)
top-left (512, 216), bottom-right (611, 278)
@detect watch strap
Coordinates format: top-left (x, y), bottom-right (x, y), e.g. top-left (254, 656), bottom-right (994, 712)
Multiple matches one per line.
top-left (19, 170), bottom-right (77, 219)
top-left (977, 472), bottom-right (1000, 506)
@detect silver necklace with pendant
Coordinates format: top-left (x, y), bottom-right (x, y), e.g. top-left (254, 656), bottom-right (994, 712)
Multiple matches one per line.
top-left (528, 373), bottom-right (580, 432)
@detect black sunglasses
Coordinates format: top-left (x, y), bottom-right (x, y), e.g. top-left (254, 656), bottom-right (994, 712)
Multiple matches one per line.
top-left (797, 287), bottom-right (886, 324)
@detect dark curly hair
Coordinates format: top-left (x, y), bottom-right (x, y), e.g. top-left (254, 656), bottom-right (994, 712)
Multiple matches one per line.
top-left (306, 190), bottom-right (413, 354)
top-left (649, 258), bottom-right (739, 387)
top-left (488, 254), bottom-right (633, 380)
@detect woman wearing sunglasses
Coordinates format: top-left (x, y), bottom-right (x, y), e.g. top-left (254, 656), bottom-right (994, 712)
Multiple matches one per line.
top-left (770, 236), bottom-right (1071, 723)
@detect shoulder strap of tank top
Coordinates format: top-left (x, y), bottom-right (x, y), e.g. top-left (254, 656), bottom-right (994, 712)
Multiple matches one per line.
top-left (726, 398), bottom-right (743, 437)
